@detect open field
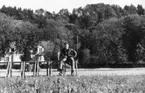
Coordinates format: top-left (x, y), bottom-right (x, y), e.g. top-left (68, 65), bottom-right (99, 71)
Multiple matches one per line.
top-left (0, 68), bottom-right (145, 93)
top-left (0, 74), bottom-right (145, 93)
top-left (0, 68), bottom-right (145, 77)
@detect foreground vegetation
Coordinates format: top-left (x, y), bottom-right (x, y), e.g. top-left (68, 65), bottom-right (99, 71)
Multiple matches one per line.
top-left (0, 75), bottom-right (145, 93)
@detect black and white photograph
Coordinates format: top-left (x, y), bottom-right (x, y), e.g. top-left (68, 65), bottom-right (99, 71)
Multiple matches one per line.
top-left (0, 0), bottom-right (145, 93)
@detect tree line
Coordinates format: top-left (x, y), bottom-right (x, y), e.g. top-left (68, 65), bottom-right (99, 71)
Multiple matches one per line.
top-left (0, 3), bottom-right (145, 67)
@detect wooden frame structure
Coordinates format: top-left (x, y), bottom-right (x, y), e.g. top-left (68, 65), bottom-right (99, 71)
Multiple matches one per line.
top-left (0, 43), bottom-right (79, 78)
top-left (0, 59), bottom-right (78, 78)
top-left (0, 60), bottom-right (52, 78)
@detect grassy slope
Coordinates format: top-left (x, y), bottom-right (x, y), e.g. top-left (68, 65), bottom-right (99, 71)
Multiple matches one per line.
top-left (0, 75), bottom-right (145, 93)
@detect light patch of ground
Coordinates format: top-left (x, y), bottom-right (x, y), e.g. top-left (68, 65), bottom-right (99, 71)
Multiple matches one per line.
top-left (0, 68), bottom-right (145, 77)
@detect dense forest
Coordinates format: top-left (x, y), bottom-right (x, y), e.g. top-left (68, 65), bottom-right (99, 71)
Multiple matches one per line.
top-left (0, 3), bottom-right (145, 67)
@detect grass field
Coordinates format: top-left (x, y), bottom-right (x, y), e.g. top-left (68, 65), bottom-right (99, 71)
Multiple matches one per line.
top-left (1, 68), bottom-right (145, 77)
top-left (0, 74), bottom-right (145, 93)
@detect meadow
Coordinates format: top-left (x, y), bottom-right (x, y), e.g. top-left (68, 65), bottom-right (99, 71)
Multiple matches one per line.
top-left (0, 75), bottom-right (145, 93)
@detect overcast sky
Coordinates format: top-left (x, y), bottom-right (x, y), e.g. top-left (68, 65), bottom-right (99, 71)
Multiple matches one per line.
top-left (0, 0), bottom-right (144, 13)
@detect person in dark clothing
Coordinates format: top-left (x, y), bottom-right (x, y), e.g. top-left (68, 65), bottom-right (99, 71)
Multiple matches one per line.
top-left (58, 43), bottom-right (77, 76)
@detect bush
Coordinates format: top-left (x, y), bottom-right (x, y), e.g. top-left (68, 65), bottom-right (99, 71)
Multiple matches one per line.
top-left (0, 75), bottom-right (145, 93)
top-left (78, 48), bottom-right (90, 65)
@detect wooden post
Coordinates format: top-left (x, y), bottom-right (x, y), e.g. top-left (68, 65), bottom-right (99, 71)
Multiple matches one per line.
top-left (34, 55), bottom-right (40, 76)
top-left (37, 60), bottom-right (39, 76)
top-left (21, 61), bottom-right (23, 78)
top-left (6, 48), bottom-right (14, 77)
top-left (64, 62), bottom-right (66, 76)
top-left (34, 60), bottom-right (37, 76)
top-left (46, 61), bottom-right (48, 76)
top-left (21, 61), bottom-right (25, 78)
top-left (22, 61), bottom-right (25, 78)
top-left (9, 54), bottom-right (13, 77)
top-left (37, 55), bottom-right (41, 76)
top-left (49, 61), bottom-right (52, 76)
top-left (6, 59), bottom-right (10, 77)
top-left (6, 54), bottom-right (13, 77)
top-left (76, 36), bottom-right (78, 76)
top-left (75, 60), bottom-right (78, 76)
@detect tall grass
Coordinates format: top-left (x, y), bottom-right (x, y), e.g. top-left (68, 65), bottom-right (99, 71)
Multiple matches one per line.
top-left (0, 75), bottom-right (145, 93)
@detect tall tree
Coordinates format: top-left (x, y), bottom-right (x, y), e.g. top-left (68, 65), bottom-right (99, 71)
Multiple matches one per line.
top-left (124, 4), bottom-right (137, 14)
top-left (122, 15), bottom-right (145, 62)
top-left (137, 5), bottom-right (144, 15)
